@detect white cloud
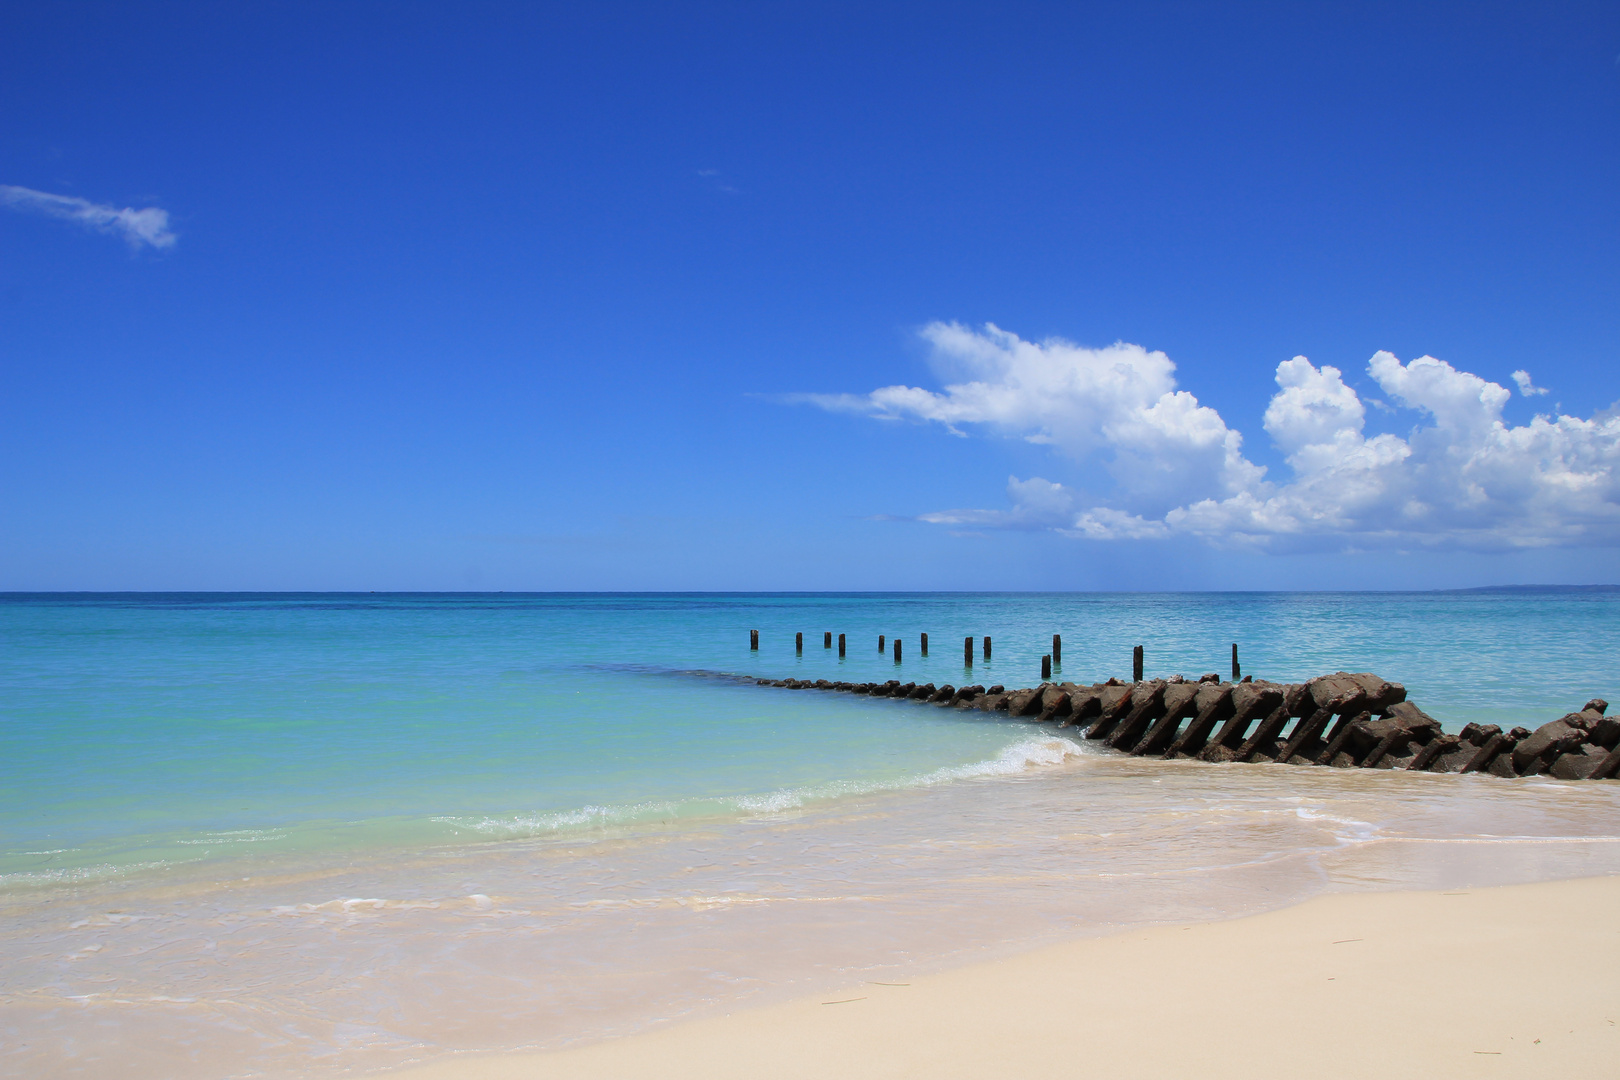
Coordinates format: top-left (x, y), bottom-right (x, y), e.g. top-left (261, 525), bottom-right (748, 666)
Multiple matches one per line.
top-left (1263, 357), bottom-right (1368, 474)
top-left (918, 476), bottom-right (1078, 530)
top-left (0, 185), bottom-right (176, 249)
top-left (1511, 369), bottom-right (1550, 397)
top-left (1067, 506), bottom-right (1171, 540)
top-left (806, 323), bottom-right (1620, 552)
top-left (1174, 352), bottom-right (1620, 550)
top-left (808, 322), bottom-right (1262, 515)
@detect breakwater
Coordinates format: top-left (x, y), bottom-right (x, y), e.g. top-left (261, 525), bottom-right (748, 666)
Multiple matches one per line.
top-left (740, 666), bottom-right (1620, 781)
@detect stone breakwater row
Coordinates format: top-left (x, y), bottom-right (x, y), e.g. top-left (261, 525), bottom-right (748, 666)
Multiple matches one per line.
top-left (748, 672), bottom-right (1620, 781)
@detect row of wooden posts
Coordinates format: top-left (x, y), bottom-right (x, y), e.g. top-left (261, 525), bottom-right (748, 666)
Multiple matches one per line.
top-left (750, 630), bottom-right (1245, 684)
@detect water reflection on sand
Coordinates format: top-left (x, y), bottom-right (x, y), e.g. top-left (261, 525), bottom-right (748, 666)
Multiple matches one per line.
top-left (4, 749), bottom-right (1619, 1079)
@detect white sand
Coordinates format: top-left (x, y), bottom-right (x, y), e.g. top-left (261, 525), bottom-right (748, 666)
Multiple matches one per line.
top-left (390, 875), bottom-right (1620, 1079)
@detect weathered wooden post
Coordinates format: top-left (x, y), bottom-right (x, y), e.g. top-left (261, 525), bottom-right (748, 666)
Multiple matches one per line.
top-left (750, 629), bottom-right (759, 650)
top-left (878, 634), bottom-right (885, 653)
top-left (1231, 643), bottom-right (1240, 681)
top-left (1133, 644), bottom-right (1143, 682)
top-left (1042, 654), bottom-right (1052, 680)
top-left (796, 632), bottom-right (803, 653)
top-left (825, 631), bottom-right (832, 649)
top-left (838, 633), bottom-right (846, 657)
top-left (920, 632), bottom-right (928, 656)
top-left (983, 636), bottom-right (992, 660)
top-left (894, 638), bottom-right (902, 662)
top-left (964, 636), bottom-right (973, 667)
top-left (1052, 634), bottom-right (1061, 665)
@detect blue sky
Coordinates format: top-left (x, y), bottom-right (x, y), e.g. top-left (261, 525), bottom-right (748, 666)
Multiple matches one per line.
top-left (3, 2), bottom-right (1618, 590)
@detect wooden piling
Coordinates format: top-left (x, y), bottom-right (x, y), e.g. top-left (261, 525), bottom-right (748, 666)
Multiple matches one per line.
top-left (824, 632), bottom-right (832, 649)
top-left (1133, 645), bottom-right (1143, 682)
top-left (894, 638), bottom-right (902, 662)
top-left (964, 636), bottom-right (973, 667)
top-left (983, 636), bottom-right (992, 660)
top-left (1041, 654), bottom-right (1052, 680)
top-left (750, 629), bottom-right (759, 651)
top-left (1052, 634), bottom-right (1061, 665)
top-left (920, 632), bottom-right (928, 656)
top-left (838, 633), bottom-right (846, 657)
top-left (1231, 643), bottom-right (1240, 681)
top-left (796, 632), bottom-right (803, 653)
top-left (878, 634), bottom-right (885, 653)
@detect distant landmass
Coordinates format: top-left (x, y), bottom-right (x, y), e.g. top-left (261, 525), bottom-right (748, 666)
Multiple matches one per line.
top-left (1444, 584), bottom-right (1620, 594)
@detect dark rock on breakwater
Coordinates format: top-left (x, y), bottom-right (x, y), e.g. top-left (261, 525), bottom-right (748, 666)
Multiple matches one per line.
top-left (747, 673), bottom-right (1620, 780)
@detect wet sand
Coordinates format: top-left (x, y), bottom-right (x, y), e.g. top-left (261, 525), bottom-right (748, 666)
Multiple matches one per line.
top-left (390, 874), bottom-right (1620, 1080)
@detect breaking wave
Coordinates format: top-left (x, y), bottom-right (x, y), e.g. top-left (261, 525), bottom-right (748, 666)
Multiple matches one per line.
top-left (435, 735), bottom-right (1091, 841)
top-left (5, 738), bottom-right (1095, 883)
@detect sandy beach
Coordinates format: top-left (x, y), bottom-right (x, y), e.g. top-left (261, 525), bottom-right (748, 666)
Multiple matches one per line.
top-left (392, 874), bottom-right (1620, 1080)
top-left (12, 2), bottom-right (1620, 1077)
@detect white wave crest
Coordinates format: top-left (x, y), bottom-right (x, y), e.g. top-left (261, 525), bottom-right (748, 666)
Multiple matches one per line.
top-left (1291, 805), bottom-right (1381, 846)
top-left (175, 830), bottom-right (287, 846)
top-left (921, 736), bottom-right (1088, 783)
top-left (0, 859), bottom-right (184, 888)
top-left (436, 735), bottom-right (1089, 842)
top-left (731, 790), bottom-right (811, 813)
top-left (433, 800), bottom-right (681, 838)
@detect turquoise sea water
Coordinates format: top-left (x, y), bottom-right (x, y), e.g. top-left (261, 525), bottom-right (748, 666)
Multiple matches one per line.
top-left (4, 591), bottom-right (1620, 1079)
top-left (4, 591), bottom-right (1617, 884)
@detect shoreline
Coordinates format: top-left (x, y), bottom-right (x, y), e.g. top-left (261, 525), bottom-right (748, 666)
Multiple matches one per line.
top-left (9, 750), bottom-right (1620, 1079)
top-left (388, 874), bottom-right (1620, 1080)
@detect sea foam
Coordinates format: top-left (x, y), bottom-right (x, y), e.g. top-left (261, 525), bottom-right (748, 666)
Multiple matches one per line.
top-left (436, 735), bottom-right (1090, 841)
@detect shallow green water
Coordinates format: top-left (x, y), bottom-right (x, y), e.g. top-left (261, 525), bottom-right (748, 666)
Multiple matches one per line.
top-left (5, 591), bottom-right (1620, 1079)
top-left (4, 590), bottom-right (1617, 884)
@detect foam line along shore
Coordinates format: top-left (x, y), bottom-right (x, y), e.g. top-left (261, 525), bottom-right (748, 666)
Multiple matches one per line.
top-left (5, 592), bottom-right (1620, 1080)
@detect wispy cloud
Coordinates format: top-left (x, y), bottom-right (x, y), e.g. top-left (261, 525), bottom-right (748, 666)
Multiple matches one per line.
top-left (799, 322), bottom-right (1620, 553)
top-left (0, 185), bottom-right (176, 249)
top-left (695, 168), bottom-right (739, 195)
top-left (1511, 369), bottom-right (1549, 396)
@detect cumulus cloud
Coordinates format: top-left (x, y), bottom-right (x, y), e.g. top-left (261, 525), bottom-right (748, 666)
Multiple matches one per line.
top-left (0, 185), bottom-right (176, 249)
top-left (807, 322), bottom-right (1262, 516)
top-left (805, 323), bottom-right (1620, 552)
